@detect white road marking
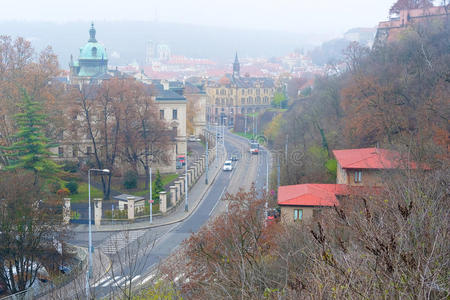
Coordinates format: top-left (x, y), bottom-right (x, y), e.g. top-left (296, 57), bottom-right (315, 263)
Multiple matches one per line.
top-left (209, 187), bottom-right (226, 216)
top-left (93, 276), bottom-right (110, 288)
top-left (101, 229), bottom-right (147, 254)
top-left (101, 276), bottom-right (121, 287)
top-left (114, 276), bottom-right (129, 286)
top-left (140, 273), bottom-right (155, 285)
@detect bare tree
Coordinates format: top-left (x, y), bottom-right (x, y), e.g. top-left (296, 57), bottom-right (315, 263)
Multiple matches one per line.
top-left (0, 170), bottom-right (67, 295)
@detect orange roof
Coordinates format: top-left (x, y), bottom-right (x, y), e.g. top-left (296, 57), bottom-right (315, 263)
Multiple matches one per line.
top-left (332, 148), bottom-right (414, 169)
top-left (277, 184), bottom-right (349, 207)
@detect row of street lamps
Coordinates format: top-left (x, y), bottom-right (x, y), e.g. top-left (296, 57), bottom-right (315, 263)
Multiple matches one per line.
top-left (85, 119), bottom-right (224, 298)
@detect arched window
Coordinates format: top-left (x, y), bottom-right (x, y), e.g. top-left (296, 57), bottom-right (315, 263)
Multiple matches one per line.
top-left (92, 47), bottom-right (97, 57)
top-left (215, 98), bottom-right (220, 105)
top-left (221, 99), bottom-right (225, 105)
top-left (241, 107), bottom-right (245, 114)
top-left (241, 98), bottom-right (245, 105)
top-left (256, 96), bottom-right (261, 104)
top-left (248, 97), bottom-right (253, 104)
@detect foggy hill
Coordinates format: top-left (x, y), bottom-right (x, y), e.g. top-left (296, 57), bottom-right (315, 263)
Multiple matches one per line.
top-left (0, 21), bottom-right (317, 67)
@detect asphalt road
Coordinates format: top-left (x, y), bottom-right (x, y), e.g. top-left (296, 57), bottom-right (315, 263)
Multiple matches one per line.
top-left (69, 130), bottom-right (270, 298)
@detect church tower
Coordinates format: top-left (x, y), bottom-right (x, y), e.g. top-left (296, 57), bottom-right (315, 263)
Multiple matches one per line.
top-left (233, 52), bottom-right (240, 78)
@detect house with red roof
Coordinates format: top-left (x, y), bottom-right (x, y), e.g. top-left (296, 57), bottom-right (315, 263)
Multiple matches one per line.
top-left (277, 147), bottom-right (413, 223)
top-left (333, 147), bottom-right (415, 186)
top-left (277, 184), bottom-right (349, 223)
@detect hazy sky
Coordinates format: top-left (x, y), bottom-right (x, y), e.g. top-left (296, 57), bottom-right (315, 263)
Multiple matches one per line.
top-left (3, 0), bottom-right (397, 36)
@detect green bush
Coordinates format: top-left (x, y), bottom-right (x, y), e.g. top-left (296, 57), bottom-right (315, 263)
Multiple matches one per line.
top-left (62, 161), bottom-right (79, 173)
top-left (49, 180), bottom-right (62, 193)
top-left (123, 170), bottom-right (138, 189)
top-left (153, 170), bottom-right (164, 200)
top-left (65, 181), bottom-right (79, 194)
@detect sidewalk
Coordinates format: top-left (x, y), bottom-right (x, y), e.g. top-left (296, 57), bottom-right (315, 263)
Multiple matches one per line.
top-left (70, 151), bottom-right (226, 233)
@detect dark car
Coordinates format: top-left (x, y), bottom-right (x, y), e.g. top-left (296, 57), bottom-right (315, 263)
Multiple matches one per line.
top-left (231, 154), bottom-right (238, 161)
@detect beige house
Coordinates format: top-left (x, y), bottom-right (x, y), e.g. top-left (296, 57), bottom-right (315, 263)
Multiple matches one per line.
top-left (278, 184), bottom-right (349, 224)
top-left (278, 147), bottom-right (418, 224)
top-left (154, 82), bottom-right (187, 173)
top-left (333, 147), bottom-right (413, 187)
top-left (205, 53), bottom-right (276, 126)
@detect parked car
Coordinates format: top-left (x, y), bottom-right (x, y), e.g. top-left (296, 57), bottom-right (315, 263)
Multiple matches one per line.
top-left (176, 155), bottom-right (186, 166)
top-left (188, 135), bottom-right (197, 142)
top-left (223, 160), bottom-right (233, 171)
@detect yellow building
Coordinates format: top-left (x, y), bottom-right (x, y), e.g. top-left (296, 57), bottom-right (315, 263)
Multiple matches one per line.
top-left (206, 54), bottom-right (276, 126)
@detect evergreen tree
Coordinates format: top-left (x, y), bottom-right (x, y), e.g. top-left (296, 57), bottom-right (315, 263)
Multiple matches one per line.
top-left (152, 169), bottom-right (164, 201)
top-left (1, 90), bottom-right (60, 182)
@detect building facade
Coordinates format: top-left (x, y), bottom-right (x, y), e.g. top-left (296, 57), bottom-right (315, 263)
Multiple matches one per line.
top-left (205, 54), bottom-right (276, 126)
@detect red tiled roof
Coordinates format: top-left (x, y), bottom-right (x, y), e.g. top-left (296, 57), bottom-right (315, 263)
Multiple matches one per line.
top-left (332, 148), bottom-right (414, 169)
top-left (277, 184), bottom-right (349, 207)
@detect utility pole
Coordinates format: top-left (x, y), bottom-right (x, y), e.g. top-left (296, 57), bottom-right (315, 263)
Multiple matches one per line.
top-left (244, 114), bottom-right (247, 136)
top-left (149, 167), bottom-right (152, 224)
top-left (215, 122), bottom-right (218, 165)
top-left (285, 134), bottom-right (288, 161)
top-left (185, 153), bottom-right (188, 212)
top-left (277, 156), bottom-right (280, 190)
top-left (205, 133), bottom-right (209, 184)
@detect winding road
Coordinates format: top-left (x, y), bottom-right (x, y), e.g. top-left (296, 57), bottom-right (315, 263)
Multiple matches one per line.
top-left (68, 130), bottom-right (270, 299)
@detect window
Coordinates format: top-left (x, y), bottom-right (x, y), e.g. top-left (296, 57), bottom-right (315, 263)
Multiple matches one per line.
top-left (294, 209), bottom-right (303, 221)
top-left (172, 109), bottom-right (177, 120)
top-left (72, 146), bottom-right (78, 158)
top-left (160, 109), bottom-right (164, 120)
top-left (172, 126), bottom-right (178, 136)
top-left (87, 146), bottom-right (92, 156)
top-left (58, 147), bottom-right (64, 158)
top-left (354, 170), bottom-right (362, 183)
top-left (241, 98), bottom-right (245, 105)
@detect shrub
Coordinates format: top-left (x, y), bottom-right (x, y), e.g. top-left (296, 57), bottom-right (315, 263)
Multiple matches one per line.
top-left (123, 170), bottom-right (138, 189)
top-left (57, 188), bottom-right (70, 197)
top-left (62, 161), bottom-right (79, 173)
top-left (49, 180), bottom-right (61, 193)
top-left (65, 181), bottom-right (79, 194)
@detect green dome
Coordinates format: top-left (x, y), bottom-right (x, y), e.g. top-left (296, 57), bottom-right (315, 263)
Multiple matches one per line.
top-left (79, 42), bottom-right (108, 60)
top-left (78, 23), bottom-right (107, 60)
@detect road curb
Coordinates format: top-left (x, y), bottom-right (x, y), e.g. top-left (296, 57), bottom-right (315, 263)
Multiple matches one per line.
top-left (72, 153), bottom-right (226, 233)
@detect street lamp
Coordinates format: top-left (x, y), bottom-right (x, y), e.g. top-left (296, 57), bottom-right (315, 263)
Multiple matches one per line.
top-left (185, 152), bottom-right (188, 212)
top-left (87, 168), bottom-right (109, 299)
top-left (149, 167), bottom-right (153, 224)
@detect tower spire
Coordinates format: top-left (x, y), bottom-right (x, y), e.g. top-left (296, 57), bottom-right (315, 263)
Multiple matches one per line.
top-left (89, 22), bottom-right (97, 43)
top-left (233, 52), bottom-right (240, 78)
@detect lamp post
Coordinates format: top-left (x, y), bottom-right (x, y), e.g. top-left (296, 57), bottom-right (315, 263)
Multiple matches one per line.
top-left (149, 167), bottom-right (152, 224)
top-left (87, 168), bottom-right (109, 299)
top-left (205, 133), bottom-right (209, 185)
top-left (185, 152), bottom-right (188, 212)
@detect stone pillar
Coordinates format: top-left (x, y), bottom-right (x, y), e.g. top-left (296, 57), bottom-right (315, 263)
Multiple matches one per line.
top-left (201, 156), bottom-right (206, 172)
top-left (187, 171), bottom-right (192, 189)
top-left (127, 197), bottom-right (135, 221)
top-left (63, 198), bottom-right (71, 225)
top-left (159, 191), bottom-right (167, 213)
top-left (190, 167), bottom-right (196, 183)
top-left (175, 181), bottom-right (181, 203)
top-left (179, 176), bottom-right (185, 195)
top-left (196, 163), bottom-right (200, 178)
top-left (94, 198), bottom-right (102, 227)
top-left (169, 186), bottom-right (177, 207)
